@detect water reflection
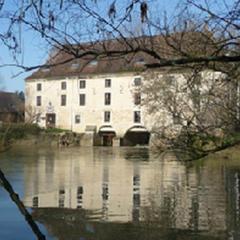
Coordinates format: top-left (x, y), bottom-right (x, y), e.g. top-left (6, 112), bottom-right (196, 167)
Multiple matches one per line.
top-left (20, 147), bottom-right (240, 239)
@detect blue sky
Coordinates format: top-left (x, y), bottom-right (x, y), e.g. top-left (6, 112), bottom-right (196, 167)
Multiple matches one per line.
top-left (0, 31), bottom-right (49, 92)
top-left (0, 0), bottom-right (51, 92)
top-left (0, 0), bottom-right (196, 92)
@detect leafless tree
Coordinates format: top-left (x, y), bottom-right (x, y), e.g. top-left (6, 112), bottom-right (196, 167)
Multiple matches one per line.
top-left (142, 67), bottom-right (239, 157)
top-left (0, 0), bottom-right (240, 71)
top-left (25, 104), bottom-right (41, 124)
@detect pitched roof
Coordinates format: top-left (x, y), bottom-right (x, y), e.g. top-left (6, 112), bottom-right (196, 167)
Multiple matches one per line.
top-left (26, 32), bottom-right (217, 80)
top-left (0, 92), bottom-right (24, 113)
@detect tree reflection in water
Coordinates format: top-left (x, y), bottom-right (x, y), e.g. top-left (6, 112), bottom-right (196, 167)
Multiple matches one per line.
top-left (32, 207), bottom-right (226, 240)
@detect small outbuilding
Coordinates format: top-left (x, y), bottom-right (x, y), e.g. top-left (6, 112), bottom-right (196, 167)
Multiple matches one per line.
top-left (0, 91), bottom-right (24, 123)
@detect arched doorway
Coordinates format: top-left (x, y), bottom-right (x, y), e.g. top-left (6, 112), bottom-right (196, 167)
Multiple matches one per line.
top-left (98, 126), bottom-right (116, 146)
top-left (122, 126), bottom-right (150, 146)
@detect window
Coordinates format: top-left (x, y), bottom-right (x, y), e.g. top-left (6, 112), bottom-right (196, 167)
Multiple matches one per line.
top-left (80, 80), bottom-right (86, 89)
top-left (71, 62), bottom-right (80, 70)
top-left (89, 60), bottom-right (98, 66)
top-left (36, 96), bottom-right (41, 106)
top-left (134, 77), bottom-right (141, 86)
top-left (134, 93), bottom-right (141, 105)
top-left (104, 93), bottom-right (111, 105)
top-left (105, 79), bottom-right (111, 88)
top-left (135, 58), bottom-right (145, 65)
top-left (75, 115), bottom-right (80, 124)
top-left (134, 111), bottom-right (141, 123)
top-left (79, 94), bottom-right (86, 106)
top-left (37, 83), bottom-right (42, 91)
top-left (61, 95), bottom-right (67, 106)
top-left (61, 81), bottom-right (67, 90)
top-left (104, 111), bottom-right (111, 122)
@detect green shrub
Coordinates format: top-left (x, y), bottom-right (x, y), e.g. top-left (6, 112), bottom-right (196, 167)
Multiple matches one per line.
top-left (44, 127), bottom-right (69, 134)
top-left (0, 123), bottom-right (41, 140)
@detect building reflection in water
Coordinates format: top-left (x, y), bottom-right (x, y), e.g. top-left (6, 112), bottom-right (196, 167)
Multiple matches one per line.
top-left (77, 186), bottom-right (83, 209)
top-left (102, 161), bottom-right (109, 221)
top-left (132, 166), bottom-right (140, 223)
top-left (23, 147), bottom-right (240, 238)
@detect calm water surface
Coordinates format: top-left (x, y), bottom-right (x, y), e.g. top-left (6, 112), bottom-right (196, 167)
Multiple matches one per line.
top-left (0, 146), bottom-right (240, 240)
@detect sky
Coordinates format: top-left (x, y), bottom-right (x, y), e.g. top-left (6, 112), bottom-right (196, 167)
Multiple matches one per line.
top-left (0, 0), bottom-right (51, 92)
top-left (0, 31), bottom-right (49, 92)
top-left (0, 0), bottom-right (206, 93)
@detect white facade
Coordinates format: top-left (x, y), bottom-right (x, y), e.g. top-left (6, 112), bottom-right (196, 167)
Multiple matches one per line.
top-left (25, 72), bottom-right (147, 139)
top-left (25, 68), bottom-right (227, 146)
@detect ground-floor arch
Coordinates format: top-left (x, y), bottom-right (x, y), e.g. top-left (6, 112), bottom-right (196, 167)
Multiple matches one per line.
top-left (121, 126), bottom-right (150, 146)
top-left (98, 125), bottom-right (116, 146)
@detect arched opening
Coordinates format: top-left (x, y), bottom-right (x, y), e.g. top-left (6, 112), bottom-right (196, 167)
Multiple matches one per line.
top-left (122, 126), bottom-right (150, 146)
top-left (98, 125), bottom-right (116, 146)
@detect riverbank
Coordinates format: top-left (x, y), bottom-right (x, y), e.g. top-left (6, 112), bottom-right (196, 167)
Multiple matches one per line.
top-left (202, 143), bottom-right (240, 162)
top-left (0, 123), bottom-right (82, 151)
top-left (2, 123), bottom-right (240, 161)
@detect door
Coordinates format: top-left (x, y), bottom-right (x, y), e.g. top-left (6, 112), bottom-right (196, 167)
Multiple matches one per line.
top-left (102, 134), bottom-right (114, 146)
top-left (46, 113), bottom-right (56, 128)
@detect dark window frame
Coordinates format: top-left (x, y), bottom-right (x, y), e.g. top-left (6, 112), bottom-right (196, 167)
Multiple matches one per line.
top-left (79, 80), bottom-right (86, 89)
top-left (75, 114), bottom-right (81, 124)
top-left (61, 81), bottom-right (67, 90)
top-left (134, 92), bottom-right (141, 105)
top-left (36, 96), bottom-right (41, 106)
top-left (61, 94), bottom-right (67, 106)
top-left (79, 94), bottom-right (86, 106)
top-left (104, 93), bottom-right (111, 105)
top-left (37, 83), bottom-right (42, 91)
top-left (134, 111), bottom-right (141, 123)
top-left (104, 111), bottom-right (111, 122)
top-left (105, 79), bottom-right (111, 88)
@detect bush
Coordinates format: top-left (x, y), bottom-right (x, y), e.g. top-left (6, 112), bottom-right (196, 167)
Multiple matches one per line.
top-left (222, 133), bottom-right (240, 148)
top-left (44, 127), bottom-right (69, 134)
top-left (0, 123), bottom-right (41, 141)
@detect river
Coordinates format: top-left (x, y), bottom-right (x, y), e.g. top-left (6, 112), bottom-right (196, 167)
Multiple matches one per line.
top-left (0, 146), bottom-right (240, 240)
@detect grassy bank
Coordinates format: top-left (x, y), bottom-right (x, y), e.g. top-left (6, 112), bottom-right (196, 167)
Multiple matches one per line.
top-left (1, 123), bottom-right (240, 160)
top-left (0, 123), bottom-right (40, 151)
top-left (190, 131), bottom-right (240, 158)
top-left (151, 129), bottom-right (240, 161)
top-left (0, 123), bottom-right (80, 151)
